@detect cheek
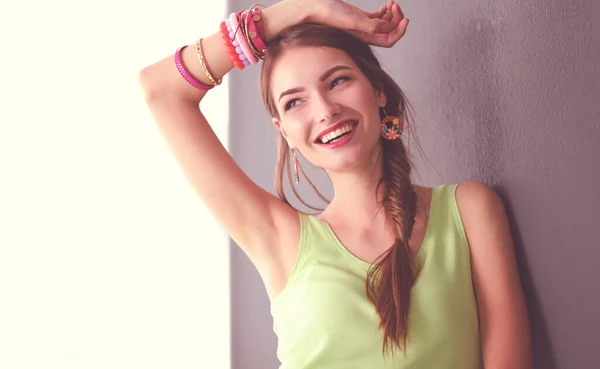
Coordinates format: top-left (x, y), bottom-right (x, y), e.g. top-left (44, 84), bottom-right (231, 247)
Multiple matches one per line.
top-left (347, 83), bottom-right (378, 110)
top-left (283, 123), bottom-right (311, 145)
top-left (351, 89), bottom-right (380, 122)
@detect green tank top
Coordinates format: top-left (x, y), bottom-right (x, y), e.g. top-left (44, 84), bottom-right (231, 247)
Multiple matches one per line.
top-left (270, 184), bottom-right (483, 368)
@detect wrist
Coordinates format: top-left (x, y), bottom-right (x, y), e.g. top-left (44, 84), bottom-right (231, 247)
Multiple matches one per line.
top-left (262, 0), bottom-right (310, 43)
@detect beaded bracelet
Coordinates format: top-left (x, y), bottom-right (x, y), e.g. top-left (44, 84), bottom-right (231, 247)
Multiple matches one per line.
top-left (174, 46), bottom-right (213, 91)
top-left (229, 11), bottom-right (258, 64)
top-left (220, 21), bottom-right (245, 70)
top-left (226, 19), bottom-right (251, 67)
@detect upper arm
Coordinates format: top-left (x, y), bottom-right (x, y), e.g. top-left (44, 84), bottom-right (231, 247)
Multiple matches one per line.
top-left (141, 83), bottom-right (299, 261)
top-left (456, 182), bottom-right (533, 369)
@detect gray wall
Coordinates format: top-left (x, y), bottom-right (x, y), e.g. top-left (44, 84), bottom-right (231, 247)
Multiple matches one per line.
top-left (228, 1), bottom-right (600, 368)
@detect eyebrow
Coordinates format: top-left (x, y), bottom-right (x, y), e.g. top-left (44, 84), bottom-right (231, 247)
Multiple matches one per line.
top-left (277, 65), bottom-right (353, 103)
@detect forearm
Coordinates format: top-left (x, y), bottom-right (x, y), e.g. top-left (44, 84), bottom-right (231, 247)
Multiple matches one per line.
top-left (139, 0), bottom-right (308, 103)
top-left (262, 0), bottom-right (309, 43)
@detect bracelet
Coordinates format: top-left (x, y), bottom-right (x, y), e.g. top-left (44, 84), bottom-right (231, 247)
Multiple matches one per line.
top-left (229, 12), bottom-right (258, 64)
top-left (241, 11), bottom-right (261, 60)
top-left (243, 6), bottom-right (267, 59)
top-left (226, 19), bottom-right (251, 67)
top-left (217, 4), bottom-right (267, 72)
top-left (174, 46), bottom-right (213, 91)
top-left (249, 4), bottom-right (266, 43)
top-left (195, 38), bottom-right (221, 86)
top-left (220, 21), bottom-right (245, 70)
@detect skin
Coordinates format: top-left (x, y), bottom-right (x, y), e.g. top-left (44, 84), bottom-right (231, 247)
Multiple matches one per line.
top-left (271, 45), bottom-right (404, 234)
top-left (269, 46), bottom-right (533, 368)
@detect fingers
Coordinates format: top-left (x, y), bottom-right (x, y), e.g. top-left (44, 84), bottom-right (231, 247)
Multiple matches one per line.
top-left (382, 1), bottom-right (394, 22)
top-left (357, 1), bottom-right (409, 47)
top-left (394, 1), bottom-right (405, 19)
top-left (351, 14), bottom-right (409, 48)
top-left (390, 2), bottom-right (405, 32)
top-left (365, 1), bottom-right (404, 34)
top-left (377, 2), bottom-right (403, 35)
top-left (392, 17), bottom-right (409, 42)
top-left (367, 1), bottom-right (393, 23)
top-left (366, 1), bottom-right (390, 19)
top-left (374, 12), bottom-right (408, 47)
top-left (381, 18), bottom-right (409, 47)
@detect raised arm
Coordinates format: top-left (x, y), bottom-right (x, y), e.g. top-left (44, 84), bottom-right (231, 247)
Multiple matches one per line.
top-left (138, 0), bottom-right (308, 262)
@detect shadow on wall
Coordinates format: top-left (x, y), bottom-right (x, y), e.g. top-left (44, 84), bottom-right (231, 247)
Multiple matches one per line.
top-left (435, 13), bottom-right (504, 184)
top-left (436, 11), bottom-right (558, 369)
top-left (501, 188), bottom-right (558, 369)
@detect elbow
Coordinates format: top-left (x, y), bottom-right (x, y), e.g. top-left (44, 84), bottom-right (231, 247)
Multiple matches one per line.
top-left (138, 66), bottom-right (203, 105)
top-left (139, 68), bottom-right (160, 103)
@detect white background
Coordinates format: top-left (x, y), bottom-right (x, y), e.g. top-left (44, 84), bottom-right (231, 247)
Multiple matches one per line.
top-left (0, 1), bottom-right (231, 368)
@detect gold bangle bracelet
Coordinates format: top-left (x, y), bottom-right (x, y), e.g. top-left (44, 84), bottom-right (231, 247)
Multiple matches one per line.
top-left (196, 38), bottom-right (221, 86)
top-left (248, 3), bottom-right (266, 14)
top-left (241, 11), bottom-right (262, 59)
top-left (243, 4), bottom-right (267, 59)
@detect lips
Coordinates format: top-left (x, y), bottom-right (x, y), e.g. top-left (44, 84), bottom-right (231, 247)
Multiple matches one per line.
top-left (314, 120), bottom-right (358, 143)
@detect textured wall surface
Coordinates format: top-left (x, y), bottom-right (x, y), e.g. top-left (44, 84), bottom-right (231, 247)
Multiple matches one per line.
top-left (228, 0), bottom-right (600, 368)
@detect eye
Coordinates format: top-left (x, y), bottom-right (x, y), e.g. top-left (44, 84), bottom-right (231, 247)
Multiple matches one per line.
top-left (331, 76), bottom-right (350, 88)
top-left (283, 76), bottom-right (350, 112)
top-left (284, 98), bottom-right (300, 111)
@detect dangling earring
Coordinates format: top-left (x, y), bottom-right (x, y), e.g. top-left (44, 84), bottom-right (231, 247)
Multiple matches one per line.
top-left (292, 149), bottom-right (299, 184)
top-left (380, 107), bottom-right (404, 140)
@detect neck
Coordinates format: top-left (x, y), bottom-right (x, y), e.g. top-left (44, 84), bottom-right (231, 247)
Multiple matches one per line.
top-left (321, 146), bottom-right (391, 227)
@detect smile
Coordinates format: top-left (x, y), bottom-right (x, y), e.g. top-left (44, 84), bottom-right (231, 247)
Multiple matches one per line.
top-left (316, 121), bottom-right (358, 149)
top-left (317, 121), bottom-right (358, 144)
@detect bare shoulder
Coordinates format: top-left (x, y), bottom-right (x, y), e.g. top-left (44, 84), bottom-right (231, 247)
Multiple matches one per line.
top-left (455, 180), bottom-right (501, 218)
top-left (454, 181), bottom-right (512, 252)
top-left (454, 181), bottom-right (505, 217)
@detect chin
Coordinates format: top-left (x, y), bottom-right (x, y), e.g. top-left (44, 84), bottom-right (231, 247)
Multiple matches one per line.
top-left (323, 150), bottom-right (369, 173)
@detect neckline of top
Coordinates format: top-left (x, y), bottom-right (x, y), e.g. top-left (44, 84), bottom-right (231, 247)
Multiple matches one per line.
top-left (311, 184), bottom-right (445, 270)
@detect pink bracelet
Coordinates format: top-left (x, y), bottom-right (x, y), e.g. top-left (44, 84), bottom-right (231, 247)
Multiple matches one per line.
top-left (254, 9), bottom-right (266, 43)
top-left (174, 46), bottom-right (213, 91)
top-left (244, 9), bottom-right (267, 57)
top-left (229, 12), bottom-right (258, 65)
top-left (226, 19), bottom-right (250, 67)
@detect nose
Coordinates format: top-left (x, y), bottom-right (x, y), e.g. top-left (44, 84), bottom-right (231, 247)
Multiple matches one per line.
top-left (312, 93), bottom-right (341, 123)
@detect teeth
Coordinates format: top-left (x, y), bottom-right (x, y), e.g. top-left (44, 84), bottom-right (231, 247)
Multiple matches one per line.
top-left (320, 123), bottom-right (354, 143)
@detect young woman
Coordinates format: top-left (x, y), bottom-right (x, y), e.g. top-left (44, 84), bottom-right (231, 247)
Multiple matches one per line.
top-left (140, 0), bottom-right (533, 367)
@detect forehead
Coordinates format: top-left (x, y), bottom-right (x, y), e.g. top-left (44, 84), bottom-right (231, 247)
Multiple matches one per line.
top-left (270, 46), bottom-right (356, 94)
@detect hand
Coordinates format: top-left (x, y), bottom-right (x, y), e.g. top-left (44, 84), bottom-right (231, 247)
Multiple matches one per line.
top-left (305, 0), bottom-right (409, 48)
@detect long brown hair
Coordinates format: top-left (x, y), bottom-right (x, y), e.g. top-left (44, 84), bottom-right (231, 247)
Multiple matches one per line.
top-left (259, 23), bottom-right (427, 357)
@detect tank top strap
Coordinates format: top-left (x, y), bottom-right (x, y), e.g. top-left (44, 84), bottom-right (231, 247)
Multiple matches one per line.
top-left (416, 183), bottom-right (472, 278)
top-left (270, 212), bottom-right (332, 310)
top-left (433, 183), bottom-right (469, 250)
top-left (446, 183), bottom-right (469, 248)
top-left (296, 212), bottom-right (350, 268)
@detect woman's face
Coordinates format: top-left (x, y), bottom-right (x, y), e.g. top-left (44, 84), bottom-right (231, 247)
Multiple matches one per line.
top-left (270, 46), bottom-right (386, 172)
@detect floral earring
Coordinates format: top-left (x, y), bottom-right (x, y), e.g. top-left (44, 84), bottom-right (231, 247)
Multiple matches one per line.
top-left (380, 107), bottom-right (404, 140)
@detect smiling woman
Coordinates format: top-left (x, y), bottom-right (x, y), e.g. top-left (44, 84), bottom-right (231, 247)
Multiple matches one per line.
top-left (258, 22), bottom-right (475, 365)
top-left (139, 0), bottom-right (532, 368)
